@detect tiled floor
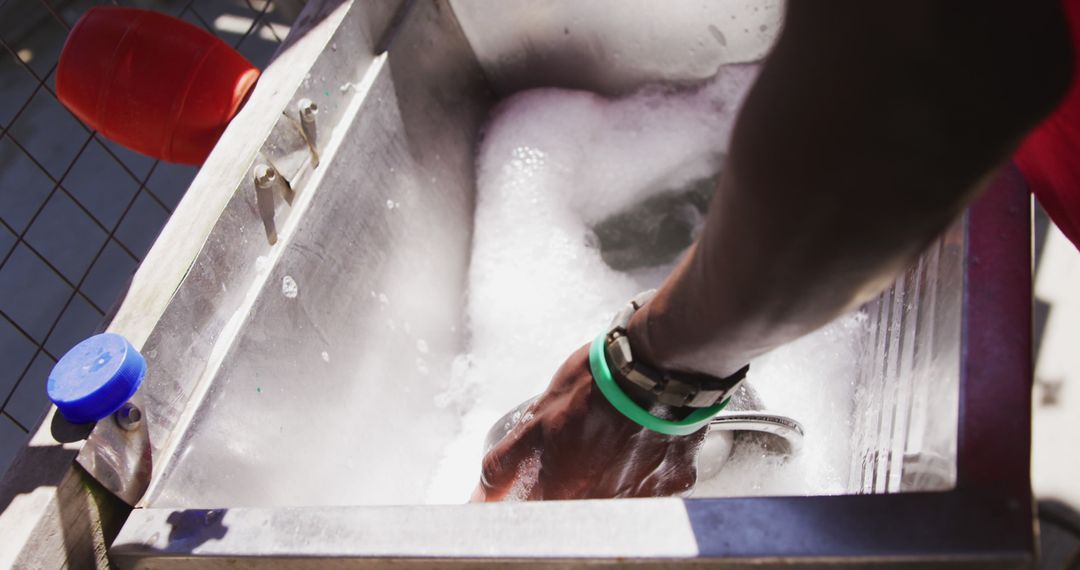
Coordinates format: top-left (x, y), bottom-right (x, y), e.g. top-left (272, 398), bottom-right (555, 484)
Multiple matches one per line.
top-left (0, 0), bottom-right (290, 476)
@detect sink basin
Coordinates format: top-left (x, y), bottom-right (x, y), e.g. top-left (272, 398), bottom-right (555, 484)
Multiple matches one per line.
top-left (90, 1), bottom-right (1035, 567)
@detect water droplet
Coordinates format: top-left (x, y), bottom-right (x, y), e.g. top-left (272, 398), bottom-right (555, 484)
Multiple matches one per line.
top-left (281, 275), bottom-right (298, 298)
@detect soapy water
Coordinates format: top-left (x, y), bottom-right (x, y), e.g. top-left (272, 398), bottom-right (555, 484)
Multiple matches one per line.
top-left (423, 64), bottom-right (867, 503)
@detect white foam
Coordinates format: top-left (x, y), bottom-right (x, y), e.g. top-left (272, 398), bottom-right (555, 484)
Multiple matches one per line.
top-left (424, 65), bottom-right (867, 503)
top-left (691, 312), bottom-right (866, 497)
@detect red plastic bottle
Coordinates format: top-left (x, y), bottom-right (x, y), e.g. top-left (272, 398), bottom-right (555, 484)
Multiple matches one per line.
top-left (1015, 0), bottom-right (1080, 251)
top-left (57, 7), bottom-right (260, 165)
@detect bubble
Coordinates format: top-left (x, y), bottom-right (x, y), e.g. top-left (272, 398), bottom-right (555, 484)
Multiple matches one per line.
top-left (425, 64), bottom-right (866, 503)
top-left (281, 275), bottom-right (298, 298)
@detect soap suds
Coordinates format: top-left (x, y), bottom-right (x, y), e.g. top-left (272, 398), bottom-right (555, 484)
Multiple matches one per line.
top-left (422, 65), bottom-right (867, 503)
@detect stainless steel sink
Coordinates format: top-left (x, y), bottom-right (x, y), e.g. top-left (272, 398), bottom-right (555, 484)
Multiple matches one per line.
top-left (83, 1), bottom-right (1034, 567)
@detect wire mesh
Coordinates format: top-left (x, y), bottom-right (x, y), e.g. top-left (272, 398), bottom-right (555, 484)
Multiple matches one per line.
top-left (0, 0), bottom-right (293, 472)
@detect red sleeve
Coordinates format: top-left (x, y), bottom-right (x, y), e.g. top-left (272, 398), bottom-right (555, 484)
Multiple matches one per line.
top-left (1015, 0), bottom-right (1080, 251)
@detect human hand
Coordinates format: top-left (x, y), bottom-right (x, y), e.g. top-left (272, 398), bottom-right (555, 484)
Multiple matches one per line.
top-left (472, 344), bottom-right (706, 501)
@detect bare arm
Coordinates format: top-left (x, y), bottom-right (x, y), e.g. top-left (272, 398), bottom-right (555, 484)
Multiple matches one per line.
top-left (475, 0), bottom-right (1072, 501)
top-left (628, 0), bottom-right (1072, 381)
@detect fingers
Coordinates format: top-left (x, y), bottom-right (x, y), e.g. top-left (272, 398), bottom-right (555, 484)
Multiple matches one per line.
top-left (475, 415), bottom-right (545, 502)
top-left (472, 342), bottom-right (709, 501)
top-left (474, 346), bottom-right (595, 501)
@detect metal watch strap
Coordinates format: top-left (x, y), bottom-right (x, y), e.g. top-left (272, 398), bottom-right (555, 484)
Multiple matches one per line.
top-left (604, 289), bottom-right (750, 408)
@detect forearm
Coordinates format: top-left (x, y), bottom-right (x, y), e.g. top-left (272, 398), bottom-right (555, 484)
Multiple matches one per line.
top-left (629, 0), bottom-right (1072, 377)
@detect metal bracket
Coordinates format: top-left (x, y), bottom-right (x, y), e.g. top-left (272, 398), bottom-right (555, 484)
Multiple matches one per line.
top-left (251, 95), bottom-right (326, 244)
top-left (253, 161), bottom-right (297, 244)
top-left (76, 393), bottom-right (153, 506)
top-left (297, 98), bottom-right (320, 167)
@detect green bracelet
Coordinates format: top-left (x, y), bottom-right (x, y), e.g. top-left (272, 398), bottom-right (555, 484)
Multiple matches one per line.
top-left (589, 334), bottom-right (728, 436)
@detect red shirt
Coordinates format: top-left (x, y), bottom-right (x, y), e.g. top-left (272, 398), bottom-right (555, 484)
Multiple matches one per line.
top-left (1015, 0), bottom-right (1080, 250)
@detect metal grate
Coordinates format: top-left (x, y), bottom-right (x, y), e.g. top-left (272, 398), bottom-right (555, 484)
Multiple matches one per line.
top-left (0, 0), bottom-right (295, 474)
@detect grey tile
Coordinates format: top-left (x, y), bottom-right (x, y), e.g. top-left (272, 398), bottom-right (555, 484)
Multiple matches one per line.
top-left (0, 244), bottom-right (73, 342)
top-left (97, 136), bottom-right (157, 183)
top-left (56, 0), bottom-right (106, 28)
top-left (191, 0), bottom-right (261, 46)
top-left (25, 191), bottom-right (108, 283)
top-left (147, 161), bottom-right (199, 211)
top-left (115, 191), bottom-right (169, 260)
top-left (65, 141), bottom-right (142, 228)
top-left (263, 18), bottom-right (290, 44)
top-left (161, 0), bottom-right (197, 17)
top-left (246, 0), bottom-right (273, 14)
top-left (0, 0), bottom-right (69, 78)
top-left (81, 239), bottom-right (138, 311)
top-left (179, 7), bottom-right (215, 35)
top-left (0, 222), bottom-right (14, 260)
top-left (236, 20), bottom-right (280, 68)
top-left (7, 89), bottom-right (90, 179)
top-left (6, 352), bottom-right (55, 430)
top-left (118, 0), bottom-right (191, 18)
top-left (44, 294), bottom-right (103, 357)
top-left (45, 67), bottom-right (57, 93)
top-left (0, 317), bottom-right (37, 402)
top-left (0, 50), bottom-right (40, 130)
top-left (0, 135), bottom-right (56, 233)
top-left (0, 414), bottom-right (29, 479)
top-left (261, 0), bottom-right (295, 39)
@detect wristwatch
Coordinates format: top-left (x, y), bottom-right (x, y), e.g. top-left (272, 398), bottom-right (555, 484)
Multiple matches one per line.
top-left (604, 290), bottom-right (750, 408)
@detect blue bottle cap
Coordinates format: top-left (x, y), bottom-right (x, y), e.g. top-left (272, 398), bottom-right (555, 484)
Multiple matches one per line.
top-left (47, 333), bottom-right (147, 424)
